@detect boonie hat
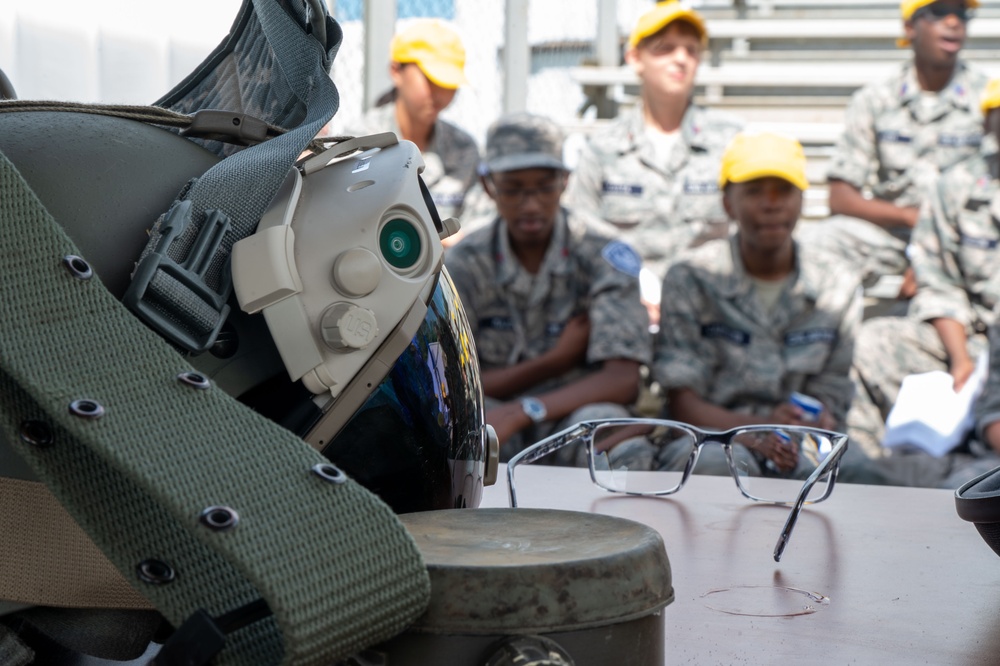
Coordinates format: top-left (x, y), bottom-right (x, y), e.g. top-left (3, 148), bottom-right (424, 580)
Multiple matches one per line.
top-left (628, 1), bottom-right (708, 49)
top-left (718, 132), bottom-right (809, 191)
top-left (390, 19), bottom-right (468, 89)
top-left (483, 113), bottom-right (566, 174)
top-left (982, 79), bottom-right (1000, 113)
top-left (898, 0), bottom-right (978, 47)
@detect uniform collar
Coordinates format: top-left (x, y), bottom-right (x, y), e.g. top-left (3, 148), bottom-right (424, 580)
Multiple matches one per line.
top-left (716, 233), bottom-right (820, 302)
top-left (897, 60), bottom-right (975, 112)
top-left (493, 208), bottom-right (571, 285)
top-left (622, 101), bottom-right (708, 153)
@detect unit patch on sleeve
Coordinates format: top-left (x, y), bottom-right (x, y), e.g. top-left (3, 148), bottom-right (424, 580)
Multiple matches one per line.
top-left (601, 241), bottom-right (643, 278)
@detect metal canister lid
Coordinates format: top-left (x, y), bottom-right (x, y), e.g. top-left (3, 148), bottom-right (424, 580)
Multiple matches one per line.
top-left (399, 508), bottom-right (673, 635)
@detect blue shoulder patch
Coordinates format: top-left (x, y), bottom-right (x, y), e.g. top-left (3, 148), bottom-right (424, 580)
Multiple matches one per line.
top-left (601, 240), bottom-right (642, 278)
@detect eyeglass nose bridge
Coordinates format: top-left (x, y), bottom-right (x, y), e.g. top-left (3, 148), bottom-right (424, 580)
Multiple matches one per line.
top-left (918, 5), bottom-right (970, 22)
top-left (505, 187), bottom-right (552, 206)
top-left (683, 433), bottom-right (734, 482)
top-left (687, 433), bottom-right (750, 493)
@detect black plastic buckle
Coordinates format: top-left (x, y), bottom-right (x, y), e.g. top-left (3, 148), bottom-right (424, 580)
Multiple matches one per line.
top-left (151, 610), bottom-right (225, 666)
top-left (123, 200), bottom-right (232, 353)
top-left (152, 600), bottom-right (271, 666)
top-left (180, 110), bottom-right (270, 146)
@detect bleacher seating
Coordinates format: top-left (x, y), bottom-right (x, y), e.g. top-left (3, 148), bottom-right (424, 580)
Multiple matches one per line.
top-left (572, 5), bottom-right (1000, 221)
top-left (579, 0), bottom-right (1000, 306)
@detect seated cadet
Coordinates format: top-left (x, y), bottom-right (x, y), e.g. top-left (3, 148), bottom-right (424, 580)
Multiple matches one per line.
top-left (341, 19), bottom-right (480, 221)
top-left (957, 305), bottom-right (1000, 485)
top-left (564, 1), bottom-right (743, 326)
top-left (445, 113), bottom-right (652, 465)
top-left (798, 0), bottom-right (986, 298)
top-left (847, 83), bottom-right (1000, 485)
top-left (923, 302), bottom-right (1000, 488)
top-left (653, 132), bottom-right (885, 483)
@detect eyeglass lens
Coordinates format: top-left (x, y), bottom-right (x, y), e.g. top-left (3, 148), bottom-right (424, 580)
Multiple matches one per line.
top-left (589, 423), bottom-right (837, 503)
top-left (493, 183), bottom-right (561, 205)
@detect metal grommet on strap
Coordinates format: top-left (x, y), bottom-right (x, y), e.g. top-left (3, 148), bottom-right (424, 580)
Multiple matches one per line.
top-left (137, 559), bottom-right (176, 585)
top-left (177, 371), bottom-right (211, 389)
top-left (69, 399), bottom-right (104, 419)
top-left (200, 506), bottom-right (239, 531)
top-left (312, 462), bottom-right (347, 485)
top-left (62, 255), bottom-right (93, 280)
top-left (19, 420), bottom-right (53, 447)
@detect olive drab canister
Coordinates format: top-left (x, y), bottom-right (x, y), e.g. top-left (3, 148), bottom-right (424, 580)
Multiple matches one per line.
top-left (367, 509), bottom-right (675, 665)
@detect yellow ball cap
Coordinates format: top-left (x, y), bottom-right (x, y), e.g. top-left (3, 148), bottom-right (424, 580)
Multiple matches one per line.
top-left (901, 0), bottom-right (977, 21)
top-left (719, 132), bottom-right (810, 191)
top-left (390, 19), bottom-right (468, 89)
top-left (898, 0), bottom-right (978, 47)
top-left (982, 79), bottom-right (1000, 114)
top-left (628, 1), bottom-right (708, 49)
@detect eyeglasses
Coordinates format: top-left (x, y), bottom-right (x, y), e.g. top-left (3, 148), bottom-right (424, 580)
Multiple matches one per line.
top-left (914, 4), bottom-right (973, 22)
top-left (506, 418), bottom-right (849, 562)
top-left (487, 179), bottom-right (563, 206)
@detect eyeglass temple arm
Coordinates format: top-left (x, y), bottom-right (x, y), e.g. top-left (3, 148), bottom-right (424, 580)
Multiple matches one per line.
top-left (772, 436), bottom-right (846, 561)
top-left (506, 424), bottom-right (593, 507)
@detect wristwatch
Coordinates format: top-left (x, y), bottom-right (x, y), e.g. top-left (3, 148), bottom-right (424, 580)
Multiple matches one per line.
top-left (520, 397), bottom-right (547, 424)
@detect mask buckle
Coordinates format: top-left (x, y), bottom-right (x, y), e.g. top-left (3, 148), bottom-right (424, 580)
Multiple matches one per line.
top-left (123, 199), bottom-right (232, 353)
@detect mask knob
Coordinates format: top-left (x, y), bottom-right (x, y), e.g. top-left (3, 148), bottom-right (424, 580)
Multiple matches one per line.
top-left (332, 247), bottom-right (382, 297)
top-left (320, 302), bottom-right (379, 351)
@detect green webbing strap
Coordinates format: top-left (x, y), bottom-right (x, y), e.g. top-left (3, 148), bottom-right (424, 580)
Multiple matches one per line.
top-left (0, 152), bottom-right (430, 663)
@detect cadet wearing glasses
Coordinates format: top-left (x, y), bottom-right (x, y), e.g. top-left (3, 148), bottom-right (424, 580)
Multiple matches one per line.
top-left (446, 113), bottom-right (653, 466)
top-left (653, 132), bottom-right (886, 483)
top-left (798, 0), bottom-right (987, 300)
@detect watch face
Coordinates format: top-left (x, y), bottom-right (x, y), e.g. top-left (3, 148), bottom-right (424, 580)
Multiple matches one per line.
top-left (521, 397), bottom-right (547, 423)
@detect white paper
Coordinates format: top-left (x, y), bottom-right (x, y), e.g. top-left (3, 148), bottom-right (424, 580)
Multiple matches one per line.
top-left (882, 351), bottom-right (989, 457)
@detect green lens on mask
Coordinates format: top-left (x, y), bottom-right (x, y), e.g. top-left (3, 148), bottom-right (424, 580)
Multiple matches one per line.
top-left (380, 218), bottom-right (422, 269)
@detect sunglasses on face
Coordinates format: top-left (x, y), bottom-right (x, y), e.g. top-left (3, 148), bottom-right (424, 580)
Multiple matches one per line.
top-left (914, 4), bottom-right (973, 22)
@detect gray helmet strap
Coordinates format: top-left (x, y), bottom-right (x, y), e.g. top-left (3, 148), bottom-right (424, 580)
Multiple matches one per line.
top-left (123, 0), bottom-right (345, 353)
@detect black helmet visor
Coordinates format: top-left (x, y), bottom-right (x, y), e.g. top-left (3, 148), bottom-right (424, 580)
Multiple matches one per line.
top-left (320, 267), bottom-right (487, 513)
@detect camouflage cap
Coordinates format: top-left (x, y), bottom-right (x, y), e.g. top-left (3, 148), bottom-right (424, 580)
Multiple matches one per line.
top-left (483, 113), bottom-right (566, 174)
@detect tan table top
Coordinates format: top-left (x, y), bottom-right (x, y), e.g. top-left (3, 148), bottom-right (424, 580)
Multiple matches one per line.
top-left (481, 464), bottom-right (1000, 664)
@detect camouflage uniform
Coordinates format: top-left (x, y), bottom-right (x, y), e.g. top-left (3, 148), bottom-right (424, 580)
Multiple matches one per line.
top-left (564, 102), bottom-right (744, 280)
top-left (954, 305), bottom-right (1000, 486)
top-left (652, 234), bottom-right (883, 482)
top-left (445, 207), bottom-right (652, 463)
top-left (977, 305), bottom-right (1000, 438)
top-left (852, 297), bottom-right (1000, 489)
top-left (800, 60), bottom-right (987, 285)
top-left (347, 104), bottom-right (480, 219)
top-left (847, 153), bottom-right (998, 465)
